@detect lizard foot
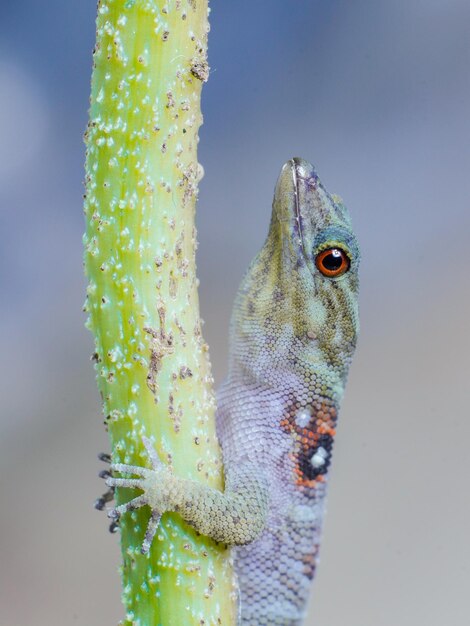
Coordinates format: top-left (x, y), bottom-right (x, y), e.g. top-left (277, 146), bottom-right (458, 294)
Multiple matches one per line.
top-left (106, 437), bottom-right (173, 554)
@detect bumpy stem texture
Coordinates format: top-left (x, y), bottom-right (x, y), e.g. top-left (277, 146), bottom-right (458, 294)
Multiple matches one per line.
top-left (83, 1), bottom-right (237, 624)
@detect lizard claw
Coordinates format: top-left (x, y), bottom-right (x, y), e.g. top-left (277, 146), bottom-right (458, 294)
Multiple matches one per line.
top-left (94, 452), bottom-right (115, 511)
top-left (105, 437), bottom-right (171, 554)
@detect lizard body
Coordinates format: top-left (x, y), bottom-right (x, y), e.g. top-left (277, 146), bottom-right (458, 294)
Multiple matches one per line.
top-left (107, 158), bottom-right (360, 625)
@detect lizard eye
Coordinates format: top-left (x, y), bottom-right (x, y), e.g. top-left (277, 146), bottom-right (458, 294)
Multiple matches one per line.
top-left (315, 247), bottom-right (350, 278)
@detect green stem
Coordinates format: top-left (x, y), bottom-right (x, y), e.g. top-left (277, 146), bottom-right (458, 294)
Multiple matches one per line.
top-left (83, 1), bottom-right (237, 624)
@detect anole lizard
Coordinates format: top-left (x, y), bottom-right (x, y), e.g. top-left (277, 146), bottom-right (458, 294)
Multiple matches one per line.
top-left (106, 157), bottom-right (360, 625)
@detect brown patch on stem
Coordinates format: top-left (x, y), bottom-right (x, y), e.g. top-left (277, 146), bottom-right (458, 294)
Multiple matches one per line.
top-left (144, 307), bottom-right (174, 400)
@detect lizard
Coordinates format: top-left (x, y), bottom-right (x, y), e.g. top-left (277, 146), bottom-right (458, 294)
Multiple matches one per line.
top-left (105, 157), bottom-right (360, 625)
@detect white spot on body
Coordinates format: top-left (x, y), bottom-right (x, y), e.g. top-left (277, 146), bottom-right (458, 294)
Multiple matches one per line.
top-left (294, 408), bottom-right (311, 428)
top-left (310, 447), bottom-right (328, 468)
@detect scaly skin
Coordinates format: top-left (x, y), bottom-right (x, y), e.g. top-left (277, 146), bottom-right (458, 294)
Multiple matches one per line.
top-left (107, 158), bottom-right (360, 625)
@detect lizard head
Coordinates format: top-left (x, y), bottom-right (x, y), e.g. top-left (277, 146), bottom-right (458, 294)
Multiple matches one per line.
top-left (231, 158), bottom-right (360, 394)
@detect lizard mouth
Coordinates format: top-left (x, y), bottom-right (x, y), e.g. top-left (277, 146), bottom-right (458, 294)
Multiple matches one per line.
top-left (290, 156), bottom-right (319, 258)
top-left (289, 158), bottom-right (305, 255)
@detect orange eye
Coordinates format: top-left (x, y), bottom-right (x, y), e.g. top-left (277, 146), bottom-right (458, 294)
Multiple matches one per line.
top-left (315, 247), bottom-right (350, 278)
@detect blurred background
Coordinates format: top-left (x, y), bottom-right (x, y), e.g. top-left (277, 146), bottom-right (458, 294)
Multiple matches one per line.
top-left (1, 1), bottom-right (469, 624)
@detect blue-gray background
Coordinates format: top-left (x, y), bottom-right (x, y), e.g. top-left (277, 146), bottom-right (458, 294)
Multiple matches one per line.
top-left (1, 1), bottom-right (469, 624)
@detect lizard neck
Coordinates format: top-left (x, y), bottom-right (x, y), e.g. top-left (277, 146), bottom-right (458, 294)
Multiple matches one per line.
top-left (228, 230), bottom-right (356, 401)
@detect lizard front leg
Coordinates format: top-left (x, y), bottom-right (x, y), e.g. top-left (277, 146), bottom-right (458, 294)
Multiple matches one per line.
top-left (106, 437), bottom-right (269, 554)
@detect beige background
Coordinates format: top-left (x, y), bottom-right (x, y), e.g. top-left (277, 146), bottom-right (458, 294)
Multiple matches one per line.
top-left (1, 1), bottom-right (469, 624)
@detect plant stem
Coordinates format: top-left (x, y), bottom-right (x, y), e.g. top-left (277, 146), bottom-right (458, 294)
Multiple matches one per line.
top-left (83, 1), bottom-right (237, 623)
